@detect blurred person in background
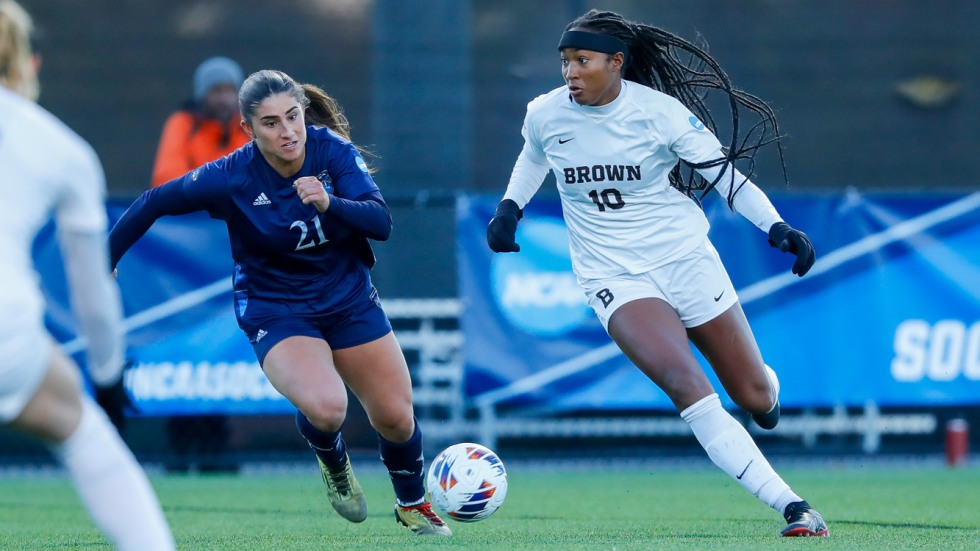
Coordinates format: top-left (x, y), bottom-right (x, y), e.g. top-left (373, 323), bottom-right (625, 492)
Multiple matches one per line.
top-left (0, 1), bottom-right (174, 549)
top-left (109, 69), bottom-right (452, 537)
top-left (487, 9), bottom-right (826, 537)
top-left (149, 55), bottom-right (249, 472)
top-left (150, 55), bottom-right (250, 187)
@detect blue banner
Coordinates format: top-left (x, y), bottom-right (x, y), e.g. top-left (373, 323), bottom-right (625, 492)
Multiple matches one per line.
top-left (35, 203), bottom-right (290, 416)
top-left (35, 192), bottom-right (980, 415)
top-left (458, 191), bottom-right (980, 411)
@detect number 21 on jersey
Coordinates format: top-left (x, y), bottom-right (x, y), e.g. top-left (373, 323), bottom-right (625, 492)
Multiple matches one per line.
top-left (290, 216), bottom-right (329, 250)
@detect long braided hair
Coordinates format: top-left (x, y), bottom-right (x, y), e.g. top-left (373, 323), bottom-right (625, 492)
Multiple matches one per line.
top-left (567, 9), bottom-right (788, 208)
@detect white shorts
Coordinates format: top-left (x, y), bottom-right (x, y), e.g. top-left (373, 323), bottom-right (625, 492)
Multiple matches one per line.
top-left (0, 315), bottom-right (53, 422)
top-left (580, 238), bottom-right (738, 332)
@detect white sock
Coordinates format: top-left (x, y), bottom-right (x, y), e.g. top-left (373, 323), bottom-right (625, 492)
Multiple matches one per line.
top-left (49, 397), bottom-right (175, 551)
top-left (681, 393), bottom-right (801, 515)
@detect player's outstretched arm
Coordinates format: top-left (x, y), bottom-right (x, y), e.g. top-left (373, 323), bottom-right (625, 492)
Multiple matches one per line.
top-left (60, 229), bottom-right (137, 432)
top-left (108, 181), bottom-right (199, 269)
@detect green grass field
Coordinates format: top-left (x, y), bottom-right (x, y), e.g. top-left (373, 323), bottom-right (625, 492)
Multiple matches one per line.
top-left (1, 459), bottom-right (978, 550)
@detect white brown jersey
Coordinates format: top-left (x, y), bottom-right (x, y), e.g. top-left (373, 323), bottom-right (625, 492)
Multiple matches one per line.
top-left (505, 80), bottom-right (733, 280)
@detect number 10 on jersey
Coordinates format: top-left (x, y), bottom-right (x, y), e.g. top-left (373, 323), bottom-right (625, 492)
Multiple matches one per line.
top-left (588, 188), bottom-right (625, 212)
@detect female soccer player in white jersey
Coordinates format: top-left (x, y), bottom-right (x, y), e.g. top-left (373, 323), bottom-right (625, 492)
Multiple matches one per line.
top-left (487, 9), bottom-right (827, 537)
top-left (0, 2), bottom-right (174, 549)
top-left (109, 70), bottom-right (451, 536)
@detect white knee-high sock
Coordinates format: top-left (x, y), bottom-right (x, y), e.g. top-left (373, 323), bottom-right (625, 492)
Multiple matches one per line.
top-left (681, 393), bottom-right (800, 515)
top-left (49, 397), bottom-right (175, 551)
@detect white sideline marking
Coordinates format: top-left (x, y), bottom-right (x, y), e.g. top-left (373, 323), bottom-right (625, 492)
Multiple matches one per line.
top-left (60, 278), bottom-right (231, 355)
top-left (475, 343), bottom-right (623, 407)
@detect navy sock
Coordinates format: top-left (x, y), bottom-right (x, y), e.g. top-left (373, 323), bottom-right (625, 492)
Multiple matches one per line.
top-left (295, 411), bottom-right (347, 472)
top-left (378, 419), bottom-right (425, 506)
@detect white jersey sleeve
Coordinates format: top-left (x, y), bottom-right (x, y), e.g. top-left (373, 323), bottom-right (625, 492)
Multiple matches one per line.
top-left (664, 96), bottom-right (782, 232)
top-left (502, 100), bottom-right (553, 208)
top-left (661, 96), bottom-right (725, 165)
top-left (60, 230), bottom-right (125, 385)
top-left (696, 164), bottom-right (783, 232)
top-left (52, 130), bottom-right (123, 384)
top-left (0, 88), bottom-right (123, 384)
top-left (53, 140), bottom-right (109, 233)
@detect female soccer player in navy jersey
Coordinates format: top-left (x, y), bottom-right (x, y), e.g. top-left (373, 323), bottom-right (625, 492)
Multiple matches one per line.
top-left (487, 10), bottom-right (827, 537)
top-left (109, 70), bottom-right (451, 536)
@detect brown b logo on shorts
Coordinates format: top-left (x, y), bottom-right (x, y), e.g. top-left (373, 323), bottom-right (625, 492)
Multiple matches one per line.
top-left (596, 288), bottom-right (615, 308)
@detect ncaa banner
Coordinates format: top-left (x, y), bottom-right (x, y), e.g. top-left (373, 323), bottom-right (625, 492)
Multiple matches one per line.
top-left (458, 191), bottom-right (980, 411)
top-left (35, 203), bottom-right (290, 416)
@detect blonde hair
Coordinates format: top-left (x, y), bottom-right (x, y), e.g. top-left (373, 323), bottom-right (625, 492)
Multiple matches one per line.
top-left (0, 0), bottom-right (38, 100)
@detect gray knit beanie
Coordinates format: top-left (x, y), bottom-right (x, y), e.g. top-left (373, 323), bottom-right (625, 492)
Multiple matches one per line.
top-left (193, 56), bottom-right (244, 101)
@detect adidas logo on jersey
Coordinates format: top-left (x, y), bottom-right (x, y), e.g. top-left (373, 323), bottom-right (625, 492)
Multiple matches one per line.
top-left (253, 193), bottom-right (271, 206)
top-left (255, 329), bottom-right (268, 342)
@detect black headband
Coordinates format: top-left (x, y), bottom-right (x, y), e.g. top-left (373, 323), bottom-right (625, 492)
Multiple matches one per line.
top-left (558, 30), bottom-right (629, 61)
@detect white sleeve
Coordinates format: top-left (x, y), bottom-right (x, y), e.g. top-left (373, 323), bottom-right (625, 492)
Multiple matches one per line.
top-left (54, 140), bottom-right (109, 233)
top-left (663, 96), bottom-right (725, 165)
top-left (696, 163), bottom-right (783, 233)
top-left (59, 228), bottom-right (125, 386)
top-left (502, 141), bottom-right (551, 208)
top-left (663, 96), bottom-right (782, 232)
top-left (501, 112), bottom-right (551, 208)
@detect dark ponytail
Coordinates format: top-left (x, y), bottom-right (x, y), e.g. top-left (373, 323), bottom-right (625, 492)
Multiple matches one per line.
top-left (302, 84), bottom-right (374, 170)
top-left (300, 83), bottom-right (351, 140)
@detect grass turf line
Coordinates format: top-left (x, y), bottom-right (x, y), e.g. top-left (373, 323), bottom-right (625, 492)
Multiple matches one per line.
top-left (0, 462), bottom-right (978, 549)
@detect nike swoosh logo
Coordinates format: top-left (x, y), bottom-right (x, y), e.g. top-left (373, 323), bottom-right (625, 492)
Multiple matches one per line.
top-left (737, 459), bottom-right (754, 480)
top-left (558, 137), bottom-right (574, 144)
top-left (714, 290), bottom-right (725, 302)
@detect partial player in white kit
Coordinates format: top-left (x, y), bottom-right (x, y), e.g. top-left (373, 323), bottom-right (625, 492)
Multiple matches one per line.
top-left (487, 9), bottom-right (827, 537)
top-left (0, 2), bottom-right (174, 549)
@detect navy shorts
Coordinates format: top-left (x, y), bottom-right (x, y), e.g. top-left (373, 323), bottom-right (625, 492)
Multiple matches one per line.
top-left (239, 287), bottom-right (392, 365)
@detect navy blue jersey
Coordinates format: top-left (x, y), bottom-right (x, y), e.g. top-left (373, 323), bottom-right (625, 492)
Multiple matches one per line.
top-left (109, 125), bottom-right (392, 315)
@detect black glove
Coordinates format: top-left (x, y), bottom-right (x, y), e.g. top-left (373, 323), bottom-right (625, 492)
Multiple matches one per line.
top-left (486, 199), bottom-right (523, 253)
top-left (768, 222), bottom-right (815, 277)
top-left (94, 362), bottom-right (139, 433)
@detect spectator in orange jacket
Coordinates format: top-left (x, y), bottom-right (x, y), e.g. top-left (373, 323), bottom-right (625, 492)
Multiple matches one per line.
top-left (150, 56), bottom-right (250, 187)
top-left (150, 57), bottom-right (249, 471)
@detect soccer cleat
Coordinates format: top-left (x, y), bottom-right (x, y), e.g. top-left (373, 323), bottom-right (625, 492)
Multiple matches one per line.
top-left (318, 455), bottom-right (367, 523)
top-left (780, 500), bottom-right (829, 537)
top-left (395, 502), bottom-right (453, 536)
top-left (752, 399), bottom-right (780, 430)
